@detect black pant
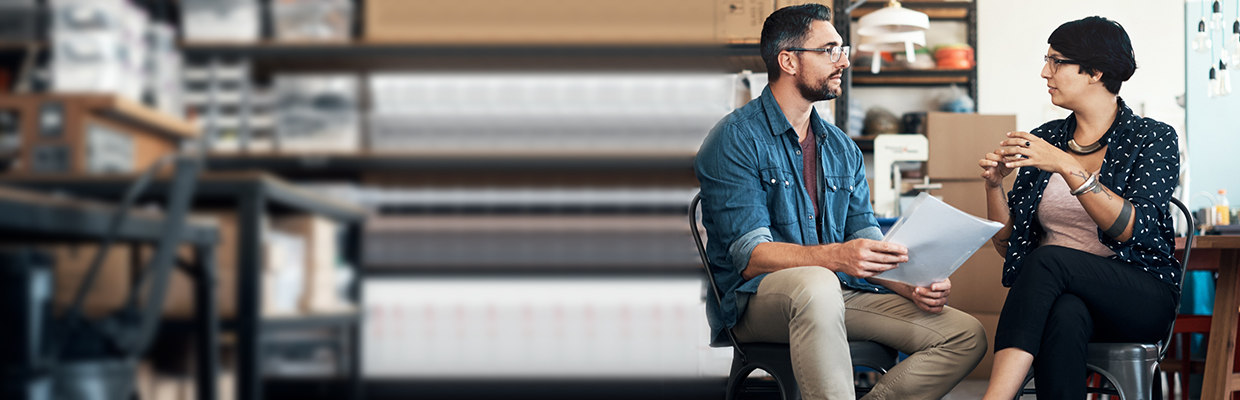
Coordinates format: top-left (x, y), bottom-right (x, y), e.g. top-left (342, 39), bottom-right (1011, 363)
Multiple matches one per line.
top-left (995, 245), bottom-right (1178, 399)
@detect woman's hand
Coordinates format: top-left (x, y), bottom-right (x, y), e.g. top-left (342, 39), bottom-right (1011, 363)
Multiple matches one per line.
top-left (994, 131), bottom-right (1080, 175)
top-left (978, 151), bottom-right (1014, 188)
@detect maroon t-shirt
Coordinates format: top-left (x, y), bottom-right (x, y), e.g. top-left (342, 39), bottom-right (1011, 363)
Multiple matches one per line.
top-left (800, 132), bottom-right (818, 218)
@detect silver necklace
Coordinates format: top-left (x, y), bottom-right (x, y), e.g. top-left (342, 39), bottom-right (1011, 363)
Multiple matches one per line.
top-left (1067, 139), bottom-right (1103, 155)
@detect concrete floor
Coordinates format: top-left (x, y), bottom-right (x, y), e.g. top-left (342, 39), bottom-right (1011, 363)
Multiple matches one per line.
top-left (942, 373), bottom-right (1192, 400)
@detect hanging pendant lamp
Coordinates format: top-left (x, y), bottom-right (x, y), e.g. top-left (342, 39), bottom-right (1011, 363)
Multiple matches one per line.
top-left (857, 0), bottom-right (930, 36)
top-left (1209, 66), bottom-right (1219, 98)
top-left (1221, 60), bottom-right (1234, 96)
top-left (855, 0), bottom-right (929, 74)
top-left (1195, 19), bottom-right (1212, 53)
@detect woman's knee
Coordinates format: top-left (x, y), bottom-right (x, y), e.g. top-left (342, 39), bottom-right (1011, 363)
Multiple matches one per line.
top-left (1043, 295), bottom-right (1092, 339)
top-left (1023, 246), bottom-right (1078, 274)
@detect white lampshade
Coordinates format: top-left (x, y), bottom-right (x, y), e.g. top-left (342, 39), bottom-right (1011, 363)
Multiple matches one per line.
top-left (857, 30), bottom-right (926, 53)
top-left (857, 30), bottom-right (925, 74)
top-left (857, 0), bottom-right (930, 37)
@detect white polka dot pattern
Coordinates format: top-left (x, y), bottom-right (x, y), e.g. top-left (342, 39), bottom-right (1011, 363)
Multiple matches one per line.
top-left (1000, 98), bottom-right (1181, 288)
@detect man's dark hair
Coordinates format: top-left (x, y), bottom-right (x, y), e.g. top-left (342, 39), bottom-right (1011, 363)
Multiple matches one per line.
top-left (1048, 16), bottom-right (1137, 95)
top-left (761, 3), bottom-right (833, 82)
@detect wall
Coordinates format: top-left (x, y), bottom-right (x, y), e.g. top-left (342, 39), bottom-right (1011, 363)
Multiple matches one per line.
top-left (1184, 0), bottom-right (1240, 210)
top-left (976, 0), bottom-right (1186, 140)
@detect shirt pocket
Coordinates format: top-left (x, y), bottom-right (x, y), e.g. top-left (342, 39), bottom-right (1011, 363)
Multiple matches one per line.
top-left (823, 175), bottom-right (856, 234)
top-left (759, 167), bottom-right (799, 226)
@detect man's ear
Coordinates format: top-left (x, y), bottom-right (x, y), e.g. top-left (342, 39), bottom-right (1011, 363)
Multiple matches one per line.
top-left (779, 51), bottom-right (799, 77)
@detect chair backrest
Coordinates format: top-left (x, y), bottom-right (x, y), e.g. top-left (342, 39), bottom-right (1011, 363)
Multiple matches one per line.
top-left (690, 193), bottom-right (747, 358)
top-left (1159, 197), bottom-right (1196, 360)
top-left (52, 156), bottom-right (202, 361)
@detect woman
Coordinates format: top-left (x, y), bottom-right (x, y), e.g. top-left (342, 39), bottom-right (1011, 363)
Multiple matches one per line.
top-left (978, 16), bottom-right (1181, 400)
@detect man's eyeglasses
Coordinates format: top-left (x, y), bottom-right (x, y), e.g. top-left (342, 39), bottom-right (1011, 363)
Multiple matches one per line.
top-left (787, 45), bottom-right (851, 63)
top-left (1043, 55), bottom-right (1080, 73)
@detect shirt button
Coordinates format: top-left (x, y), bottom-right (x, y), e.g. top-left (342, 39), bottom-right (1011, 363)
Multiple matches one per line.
top-left (770, 178), bottom-right (776, 184)
top-left (849, 186), bottom-right (853, 190)
top-left (809, 215), bottom-right (814, 219)
top-left (796, 150), bottom-right (802, 155)
top-left (831, 185), bottom-right (837, 190)
top-left (784, 180), bottom-right (790, 186)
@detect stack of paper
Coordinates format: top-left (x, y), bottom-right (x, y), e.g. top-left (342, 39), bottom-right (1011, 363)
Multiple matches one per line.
top-left (874, 192), bottom-right (1004, 287)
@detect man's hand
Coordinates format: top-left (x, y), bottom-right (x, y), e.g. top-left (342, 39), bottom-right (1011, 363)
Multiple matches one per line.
top-left (871, 278), bottom-right (952, 314)
top-left (825, 239), bottom-right (907, 278)
top-left (908, 279), bottom-right (951, 313)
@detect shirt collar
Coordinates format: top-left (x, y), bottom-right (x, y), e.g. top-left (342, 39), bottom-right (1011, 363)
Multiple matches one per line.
top-left (759, 85), bottom-right (826, 139)
top-left (1055, 97), bottom-right (1135, 148)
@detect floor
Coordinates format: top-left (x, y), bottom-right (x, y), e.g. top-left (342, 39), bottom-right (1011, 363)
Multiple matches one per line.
top-left (942, 373), bottom-right (1193, 400)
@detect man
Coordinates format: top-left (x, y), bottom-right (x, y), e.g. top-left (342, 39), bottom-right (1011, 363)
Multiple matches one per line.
top-left (694, 4), bottom-right (986, 399)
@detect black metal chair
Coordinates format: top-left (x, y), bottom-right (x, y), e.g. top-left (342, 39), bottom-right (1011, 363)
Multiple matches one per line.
top-left (35, 156), bottom-right (202, 400)
top-left (690, 193), bottom-right (898, 400)
top-left (1014, 197), bottom-right (1196, 400)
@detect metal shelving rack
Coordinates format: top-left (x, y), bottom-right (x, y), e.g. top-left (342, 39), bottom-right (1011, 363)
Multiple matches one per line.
top-left (0, 185), bottom-right (221, 400)
top-left (162, 1), bottom-right (980, 398)
top-left (833, 0), bottom-right (979, 135)
top-left (0, 172), bottom-right (367, 400)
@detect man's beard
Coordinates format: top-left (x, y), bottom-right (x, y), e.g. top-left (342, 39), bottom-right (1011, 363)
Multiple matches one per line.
top-left (797, 74), bottom-right (840, 102)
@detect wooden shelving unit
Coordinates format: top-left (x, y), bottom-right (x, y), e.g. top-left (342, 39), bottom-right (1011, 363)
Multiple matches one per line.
top-left (181, 41), bottom-right (767, 75)
top-left (833, 0), bottom-right (978, 134)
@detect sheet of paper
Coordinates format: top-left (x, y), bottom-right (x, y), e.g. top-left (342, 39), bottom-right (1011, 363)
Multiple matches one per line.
top-left (873, 192), bottom-right (1004, 287)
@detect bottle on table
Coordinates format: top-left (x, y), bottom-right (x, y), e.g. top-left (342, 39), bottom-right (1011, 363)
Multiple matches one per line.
top-left (1217, 189), bottom-right (1231, 225)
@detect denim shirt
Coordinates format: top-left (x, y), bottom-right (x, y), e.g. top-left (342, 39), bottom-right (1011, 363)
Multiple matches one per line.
top-left (1003, 98), bottom-right (1182, 288)
top-left (695, 86), bottom-right (891, 346)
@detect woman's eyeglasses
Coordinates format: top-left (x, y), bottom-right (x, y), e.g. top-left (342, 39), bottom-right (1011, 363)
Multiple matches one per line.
top-left (1043, 55), bottom-right (1081, 73)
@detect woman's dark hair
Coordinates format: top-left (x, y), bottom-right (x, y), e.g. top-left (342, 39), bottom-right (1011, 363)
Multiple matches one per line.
top-left (761, 3), bottom-right (833, 82)
top-left (1048, 16), bottom-right (1137, 94)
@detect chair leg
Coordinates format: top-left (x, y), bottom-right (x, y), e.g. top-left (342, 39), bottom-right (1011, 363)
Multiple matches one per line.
top-left (1090, 362), bottom-right (1154, 400)
top-left (726, 363), bottom-right (758, 400)
top-left (760, 360), bottom-right (801, 400)
top-left (1088, 373), bottom-right (1101, 400)
top-left (724, 359), bottom-right (758, 400)
top-left (1179, 334), bottom-right (1191, 400)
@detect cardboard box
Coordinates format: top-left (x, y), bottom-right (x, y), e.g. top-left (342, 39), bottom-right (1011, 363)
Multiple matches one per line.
top-left (926, 112), bottom-right (1017, 180)
top-left (0, 94), bottom-right (197, 174)
top-left (965, 311), bottom-right (1000, 380)
top-left (946, 238), bottom-right (1008, 314)
top-left (262, 229), bottom-right (306, 315)
top-left (365, 0), bottom-right (770, 45)
top-left (52, 211), bottom-right (238, 319)
top-left (936, 179), bottom-right (1015, 314)
top-left (272, 214), bottom-right (343, 313)
top-left (136, 361), bottom-right (236, 400)
top-left (48, 211), bottom-right (350, 320)
top-left (50, 244), bottom-right (133, 318)
top-left (162, 211), bottom-right (240, 319)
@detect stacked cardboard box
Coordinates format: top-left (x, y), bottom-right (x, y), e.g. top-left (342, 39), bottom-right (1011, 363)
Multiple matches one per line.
top-left (0, 94), bottom-right (197, 175)
top-left (50, 211), bottom-right (349, 320)
top-left (365, 0), bottom-right (771, 45)
top-left (925, 112), bottom-right (1017, 379)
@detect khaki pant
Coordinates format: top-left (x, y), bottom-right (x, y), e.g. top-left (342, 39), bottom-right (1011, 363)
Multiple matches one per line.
top-left (733, 267), bottom-right (987, 400)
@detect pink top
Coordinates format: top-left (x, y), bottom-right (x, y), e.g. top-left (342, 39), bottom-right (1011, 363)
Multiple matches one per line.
top-left (1037, 172), bottom-right (1116, 257)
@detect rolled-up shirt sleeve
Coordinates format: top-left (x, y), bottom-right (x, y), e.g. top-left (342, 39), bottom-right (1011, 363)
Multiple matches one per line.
top-left (843, 144), bottom-right (880, 240)
top-left (695, 121), bottom-right (771, 273)
top-left (728, 227), bottom-right (773, 273)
